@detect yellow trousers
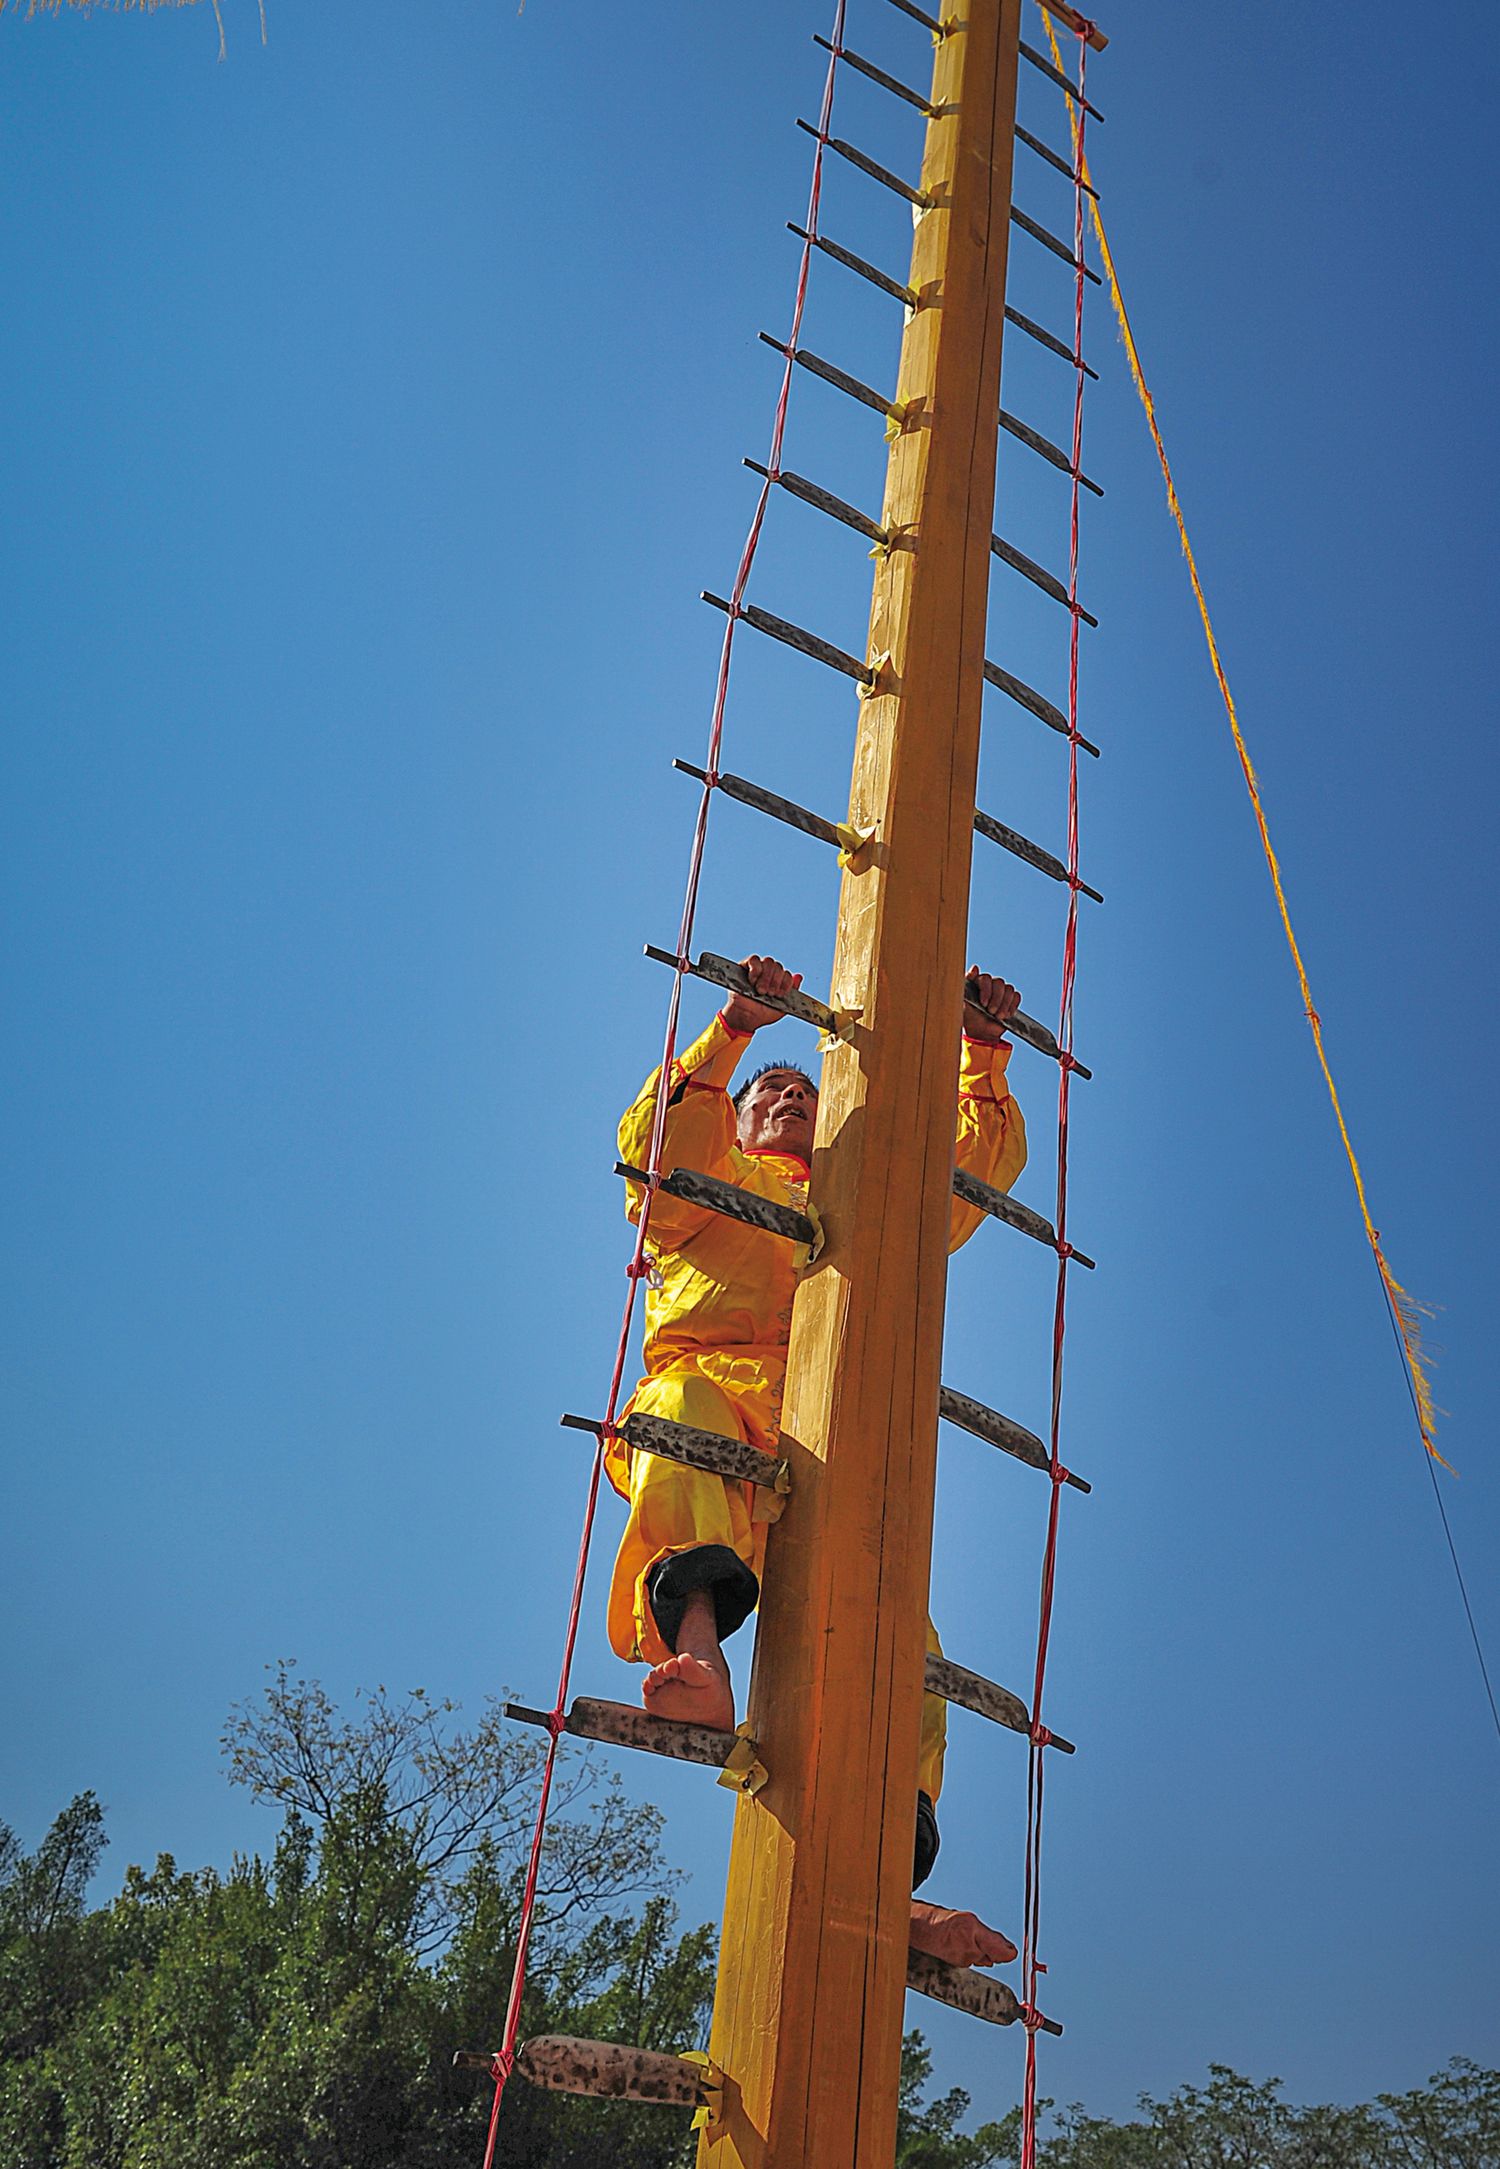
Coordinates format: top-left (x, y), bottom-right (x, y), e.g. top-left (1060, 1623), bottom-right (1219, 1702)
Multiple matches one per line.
top-left (605, 1366), bottom-right (948, 1804)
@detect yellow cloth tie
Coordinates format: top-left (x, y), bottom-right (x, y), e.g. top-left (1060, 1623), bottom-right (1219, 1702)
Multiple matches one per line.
top-left (716, 1724), bottom-right (768, 1797)
top-left (680, 2050), bottom-right (724, 2131)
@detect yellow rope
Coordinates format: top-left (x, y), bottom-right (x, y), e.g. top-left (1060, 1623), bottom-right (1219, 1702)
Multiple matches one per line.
top-left (1040, 10), bottom-right (1446, 1469)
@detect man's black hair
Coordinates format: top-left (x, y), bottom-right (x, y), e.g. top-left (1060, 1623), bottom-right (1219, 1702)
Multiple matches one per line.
top-left (733, 1061), bottom-right (818, 1112)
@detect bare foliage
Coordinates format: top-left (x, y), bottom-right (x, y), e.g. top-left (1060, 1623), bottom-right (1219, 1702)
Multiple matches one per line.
top-left (222, 1659), bottom-right (675, 1954)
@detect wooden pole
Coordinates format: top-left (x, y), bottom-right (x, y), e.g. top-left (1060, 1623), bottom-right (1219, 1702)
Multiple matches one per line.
top-left (699, 6), bottom-right (1022, 2164)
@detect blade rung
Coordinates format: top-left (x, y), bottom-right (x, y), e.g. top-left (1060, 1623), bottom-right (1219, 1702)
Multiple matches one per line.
top-left (964, 967), bottom-right (1092, 1077)
top-left (1020, 37), bottom-right (1105, 121)
top-left (675, 760), bottom-right (848, 852)
top-left (1037, 0), bottom-right (1108, 50)
top-left (702, 589), bottom-right (873, 685)
top-left (746, 458), bottom-right (888, 545)
top-left (798, 119), bottom-right (931, 209)
top-left (562, 1409), bottom-right (787, 1491)
top-left (646, 941), bottom-right (840, 1035)
top-left (1004, 304), bottom-right (1098, 379)
top-left (925, 1653), bottom-right (1076, 1755)
top-left (790, 222), bottom-right (917, 308)
top-left (884, 0), bottom-right (944, 31)
top-left (507, 1695), bottom-right (742, 1771)
top-left (953, 1166), bottom-right (1097, 1266)
top-left (814, 33), bottom-right (938, 116)
top-left (991, 530), bottom-right (1098, 627)
top-left (1000, 408), bottom-right (1104, 496)
top-left (908, 1949), bottom-right (1062, 2035)
top-left (617, 1157), bottom-right (817, 1248)
top-left (983, 657), bottom-right (1101, 759)
top-left (974, 805), bottom-right (1103, 902)
top-left (760, 332), bottom-right (895, 417)
top-left (1017, 120), bottom-right (1099, 198)
top-left (939, 1383), bottom-right (1091, 1493)
top-left (1012, 204), bottom-right (1102, 284)
top-left (513, 2035), bottom-right (718, 2108)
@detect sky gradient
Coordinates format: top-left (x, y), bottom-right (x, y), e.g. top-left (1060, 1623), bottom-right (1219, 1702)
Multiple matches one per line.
top-left (2, 0), bottom-right (1497, 2132)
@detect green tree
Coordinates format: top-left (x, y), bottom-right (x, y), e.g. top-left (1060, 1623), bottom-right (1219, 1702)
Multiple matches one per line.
top-left (898, 2029), bottom-right (1022, 2168)
top-left (5, 1681), bottom-right (1496, 2169)
top-left (0, 1669), bottom-right (714, 2169)
top-left (1038, 2061), bottom-right (1500, 2169)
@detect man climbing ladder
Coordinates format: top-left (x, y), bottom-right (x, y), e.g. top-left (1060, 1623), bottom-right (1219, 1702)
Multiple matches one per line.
top-left (607, 950), bottom-right (1027, 1969)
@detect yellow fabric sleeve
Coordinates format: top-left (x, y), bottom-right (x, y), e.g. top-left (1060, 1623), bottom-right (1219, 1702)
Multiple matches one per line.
top-left (617, 1011), bottom-right (752, 1249)
top-left (950, 1036), bottom-right (1028, 1252)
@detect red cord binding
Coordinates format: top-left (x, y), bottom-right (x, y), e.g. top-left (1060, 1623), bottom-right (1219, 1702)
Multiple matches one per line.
top-left (1020, 31), bottom-right (1090, 2166)
top-left (479, 12), bottom-right (849, 2162)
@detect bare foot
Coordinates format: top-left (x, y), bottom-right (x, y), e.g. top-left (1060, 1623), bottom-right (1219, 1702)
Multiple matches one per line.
top-left (909, 1901), bottom-right (1018, 1969)
top-left (641, 1651), bottom-right (735, 1732)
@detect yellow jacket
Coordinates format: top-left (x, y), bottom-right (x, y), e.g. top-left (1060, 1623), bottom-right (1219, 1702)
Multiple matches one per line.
top-left (607, 1010), bottom-right (1027, 1494)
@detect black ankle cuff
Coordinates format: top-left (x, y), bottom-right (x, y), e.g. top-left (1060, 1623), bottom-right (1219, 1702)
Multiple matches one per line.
top-left (913, 1792), bottom-right (940, 1891)
top-left (646, 1545), bottom-right (760, 1652)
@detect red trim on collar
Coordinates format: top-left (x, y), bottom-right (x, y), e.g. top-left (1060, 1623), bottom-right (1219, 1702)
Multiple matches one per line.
top-left (743, 1146), bottom-right (812, 1174)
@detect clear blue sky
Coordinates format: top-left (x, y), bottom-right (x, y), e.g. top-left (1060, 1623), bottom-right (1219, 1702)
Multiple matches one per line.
top-left (2, 0), bottom-right (1496, 2132)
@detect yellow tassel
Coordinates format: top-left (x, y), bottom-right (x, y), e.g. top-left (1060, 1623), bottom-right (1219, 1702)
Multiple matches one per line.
top-left (1035, 0), bottom-right (1446, 1470)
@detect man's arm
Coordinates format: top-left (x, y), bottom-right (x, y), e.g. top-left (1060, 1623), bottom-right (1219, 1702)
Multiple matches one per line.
top-left (949, 968), bottom-right (1028, 1253)
top-left (617, 955), bottom-right (801, 1249)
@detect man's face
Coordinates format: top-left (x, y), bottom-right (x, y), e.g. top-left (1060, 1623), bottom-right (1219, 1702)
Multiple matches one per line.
top-left (737, 1067), bottom-right (818, 1159)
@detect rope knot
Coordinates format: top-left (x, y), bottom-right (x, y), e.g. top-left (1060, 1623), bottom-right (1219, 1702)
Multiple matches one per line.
top-left (1051, 1464), bottom-right (1070, 1488)
top-left (545, 1708), bottom-right (566, 1740)
top-left (1030, 1721), bottom-right (1053, 1750)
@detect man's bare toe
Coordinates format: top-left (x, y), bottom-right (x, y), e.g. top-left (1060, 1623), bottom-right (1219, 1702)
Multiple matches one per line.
top-left (640, 1652), bottom-right (735, 1731)
top-left (909, 1901), bottom-right (1018, 1969)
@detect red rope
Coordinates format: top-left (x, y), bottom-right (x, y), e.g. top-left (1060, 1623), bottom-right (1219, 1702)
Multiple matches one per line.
top-left (1020, 32), bottom-right (1090, 2166)
top-left (479, 13), bottom-right (847, 2159)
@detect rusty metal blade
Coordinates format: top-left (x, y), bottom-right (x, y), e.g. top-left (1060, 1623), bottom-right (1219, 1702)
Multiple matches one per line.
top-left (939, 1384), bottom-right (1091, 1494)
top-left (515, 2035), bottom-right (716, 2106)
top-left (646, 944), bottom-right (839, 1035)
top-left (1011, 204), bottom-right (1103, 284)
top-left (990, 530), bottom-right (1099, 627)
top-left (616, 1158), bottom-right (817, 1248)
top-left (790, 222), bottom-right (917, 308)
top-left (702, 590), bottom-right (873, 685)
top-left (907, 1951), bottom-right (1062, 2034)
top-left (676, 760), bottom-right (848, 852)
top-left (797, 119), bottom-right (930, 208)
top-left (1005, 302), bottom-right (1099, 379)
top-left (1016, 120), bottom-right (1100, 197)
top-left (953, 1167), bottom-right (1097, 1267)
top-left (814, 32), bottom-right (937, 115)
top-left (507, 1696), bottom-right (740, 1770)
top-left (974, 804), bottom-right (1103, 901)
top-left (760, 333), bottom-right (895, 417)
top-left (1000, 407), bottom-right (1104, 495)
top-left (745, 458), bottom-right (888, 546)
top-left (1019, 36), bottom-right (1104, 120)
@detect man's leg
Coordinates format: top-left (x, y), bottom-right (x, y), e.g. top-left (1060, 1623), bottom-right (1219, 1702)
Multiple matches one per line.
top-left (605, 1373), bottom-right (767, 1731)
top-left (908, 1619), bottom-right (1018, 1968)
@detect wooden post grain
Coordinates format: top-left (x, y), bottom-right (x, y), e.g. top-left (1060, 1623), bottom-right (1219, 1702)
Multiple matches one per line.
top-left (698, 6), bottom-right (1023, 2164)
